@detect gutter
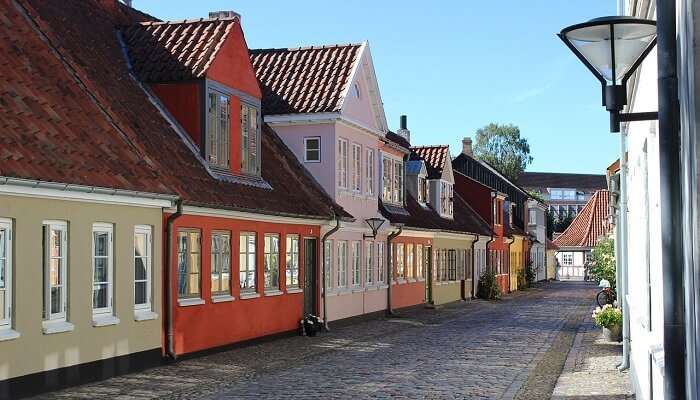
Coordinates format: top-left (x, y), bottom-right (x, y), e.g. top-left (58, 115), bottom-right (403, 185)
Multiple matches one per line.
top-left (165, 199), bottom-right (184, 360)
top-left (386, 225), bottom-right (403, 316)
top-left (480, 234), bottom-right (495, 298)
top-left (321, 214), bottom-right (341, 331)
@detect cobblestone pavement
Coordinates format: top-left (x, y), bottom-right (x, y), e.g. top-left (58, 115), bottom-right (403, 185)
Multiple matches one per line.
top-left (551, 311), bottom-right (635, 399)
top-left (34, 281), bottom-right (597, 400)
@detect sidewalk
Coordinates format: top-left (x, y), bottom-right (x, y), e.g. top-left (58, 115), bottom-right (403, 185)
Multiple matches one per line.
top-left (551, 311), bottom-right (635, 399)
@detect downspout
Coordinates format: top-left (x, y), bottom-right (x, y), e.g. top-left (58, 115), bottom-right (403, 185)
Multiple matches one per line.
top-left (386, 225), bottom-right (403, 316)
top-left (618, 118), bottom-right (630, 371)
top-left (479, 235), bottom-right (494, 298)
top-left (321, 214), bottom-right (341, 332)
top-left (165, 199), bottom-right (183, 360)
top-left (657, 0), bottom-right (687, 397)
top-left (469, 235), bottom-right (477, 299)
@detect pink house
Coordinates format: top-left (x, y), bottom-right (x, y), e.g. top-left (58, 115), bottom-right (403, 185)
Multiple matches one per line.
top-left (251, 43), bottom-right (427, 321)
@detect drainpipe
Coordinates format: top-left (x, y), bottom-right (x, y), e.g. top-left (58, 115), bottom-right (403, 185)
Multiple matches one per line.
top-left (165, 199), bottom-right (183, 360)
top-left (618, 121), bottom-right (630, 371)
top-left (479, 235), bottom-right (494, 298)
top-left (469, 235), bottom-right (477, 299)
top-left (321, 214), bottom-right (341, 332)
top-left (386, 225), bottom-right (403, 316)
top-left (657, 0), bottom-right (686, 396)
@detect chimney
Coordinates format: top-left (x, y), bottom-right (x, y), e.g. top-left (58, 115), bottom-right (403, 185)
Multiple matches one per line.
top-left (209, 10), bottom-right (241, 22)
top-left (396, 115), bottom-right (410, 143)
top-left (122, 0), bottom-right (132, 7)
top-left (462, 137), bottom-right (473, 157)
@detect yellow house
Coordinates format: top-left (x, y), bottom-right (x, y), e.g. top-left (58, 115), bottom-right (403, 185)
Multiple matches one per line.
top-left (509, 234), bottom-right (525, 291)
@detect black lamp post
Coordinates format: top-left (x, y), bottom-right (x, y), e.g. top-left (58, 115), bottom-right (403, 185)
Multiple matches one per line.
top-left (559, 16), bottom-right (657, 132)
top-left (363, 218), bottom-right (385, 239)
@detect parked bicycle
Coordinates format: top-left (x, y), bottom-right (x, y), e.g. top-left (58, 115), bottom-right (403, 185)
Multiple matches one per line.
top-left (596, 279), bottom-right (617, 307)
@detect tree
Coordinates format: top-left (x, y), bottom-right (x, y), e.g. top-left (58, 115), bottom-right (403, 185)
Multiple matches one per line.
top-left (546, 210), bottom-right (555, 239)
top-left (473, 123), bottom-right (533, 181)
top-left (589, 236), bottom-right (616, 289)
top-left (555, 214), bottom-right (574, 233)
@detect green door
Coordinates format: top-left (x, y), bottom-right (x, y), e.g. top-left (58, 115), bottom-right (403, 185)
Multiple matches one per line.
top-left (425, 246), bottom-right (433, 304)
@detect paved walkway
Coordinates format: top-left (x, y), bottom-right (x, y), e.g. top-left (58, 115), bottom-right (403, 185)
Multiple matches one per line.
top-left (34, 281), bottom-right (597, 400)
top-left (551, 312), bottom-right (635, 399)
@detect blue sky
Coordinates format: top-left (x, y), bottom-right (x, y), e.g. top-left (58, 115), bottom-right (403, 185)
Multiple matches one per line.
top-left (136, 1), bottom-right (618, 175)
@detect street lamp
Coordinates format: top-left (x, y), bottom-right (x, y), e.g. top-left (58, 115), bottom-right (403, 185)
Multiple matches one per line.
top-left (363, 217), bottom-right (385, 239)
top-left (559, 16), bottom-right (657, 132)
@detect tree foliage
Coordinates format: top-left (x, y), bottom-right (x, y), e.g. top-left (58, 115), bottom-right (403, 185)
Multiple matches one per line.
top-left (589, 236), bottom-right (616, 290)
top-left (477, 270), bottom-right (500, 300)
top-left (474, 123), bottom-right (533, 181)
top-left (546, 210), bottom-right (555, 240)
top-left (554, 214), bottom-right (574, 233)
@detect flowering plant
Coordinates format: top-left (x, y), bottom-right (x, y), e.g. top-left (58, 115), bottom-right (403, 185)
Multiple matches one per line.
top-left (592, 304), bottom-right (622, 328)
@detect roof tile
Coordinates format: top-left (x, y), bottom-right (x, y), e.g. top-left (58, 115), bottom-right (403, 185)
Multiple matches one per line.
top-left (554, 190), bottom-right (611, 248)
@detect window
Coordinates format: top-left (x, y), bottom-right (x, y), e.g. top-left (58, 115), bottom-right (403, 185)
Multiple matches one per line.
top-left (324, 240), bottom-right (333, 289)
top-left (241, 102), bottom-right (260, 175)
top-left (0, 219), bottom-right (12, 330)
top-left (92, 224), bottom-right (114, 316)
top-left (337, 138), bottom-right (348, 188)
top-left (239, 233), bottom-right (257, 292)
top-left (406, 244), bottom-right (414, 279)
top-left (416, 245), bottom-right (423, 279)
top-left (550, 189), bottom-right (563, 200)
top-left (529, 210), bottom-right (537, 225)
top-left (286, 235), bottom-right (300, 288)
top-left (437, 249), bottom-right (446, 281)
top-left (43, 221), bottom-right (68, 321)
top-left (382, 157), bottom-right (392, 202)
top-left (447, 250), bottom-right (457, 280)
top-left (377, 243), bottom-right (385, 283)
top-left (352, 144), bottom-right (362, 192)
top-left (353, 83), bottom-right (361, 98)
top-left (440, 182), bottom-right (453, 216)
top-left (393, 160), bottom-right (404, 203)
top-left (304, 137), bottom-right (321, 162)
top-left (264, 234), bottom-right (280, 291)
top-left (366, 149), bottom-right (375, 195)
top-left (562, 252), bottom-right (574, 266)
top-left (365, 242), bottom-right (373, 285)
top-left (178, 229), bottom-right (201, 299)
top-left (207, 90), bottom-right (230, 169)
top-left (396, 243), bottom-right (404, 279)
top-left (134, 226), bottom-right (153, 311)
top-left (351, 241), bottom-right (361, 286)
top-left (418, 176), bottom-right (427, 204)
top-left (337, 241), bottom-right (348, 287)
top-left (211, 232), bottom-right (231, 296)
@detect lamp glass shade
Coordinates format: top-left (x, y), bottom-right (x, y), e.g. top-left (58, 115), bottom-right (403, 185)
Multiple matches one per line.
top-left (562, 17), bottom-right (656, 83)
top-left (364, 218), bottom-right (385, 234)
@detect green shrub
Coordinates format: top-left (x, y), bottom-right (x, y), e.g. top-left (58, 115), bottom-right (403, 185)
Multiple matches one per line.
top-left (478, 270), bottom-right (500, 300)
top-left (589, 236), bottom-right (616, 290)
top-left (524, 260), bottom-right (536, 286)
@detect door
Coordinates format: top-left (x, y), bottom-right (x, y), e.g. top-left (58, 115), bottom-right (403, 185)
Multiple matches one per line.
top-left (424, 246), bottom-right (433, 304)
top-left (303, 238), bottom-right (317, 316)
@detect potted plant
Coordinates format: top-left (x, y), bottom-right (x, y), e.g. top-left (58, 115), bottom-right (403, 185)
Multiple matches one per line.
top-left (592, 304), bottom-right (623, 342)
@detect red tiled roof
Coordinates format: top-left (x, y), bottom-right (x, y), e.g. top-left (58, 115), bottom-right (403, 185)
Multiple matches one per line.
top-left (122, 17), bottom-right (237, 83)
top-left (554, 190), bottom-right (611, 248)
top-left (546, 238), bottom-right (559, 250)
top-left (517, 172), bottom-right (607, 191)
top-left (411, 146), bottom-right (450, 179)
top-left (11, 0), bottom-right (348, 220)
top-left (250, 44), bottom-right (362, 115)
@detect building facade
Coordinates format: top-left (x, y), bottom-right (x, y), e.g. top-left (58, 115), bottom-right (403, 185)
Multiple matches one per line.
top-left (528, 199), bottom-right (547, 281)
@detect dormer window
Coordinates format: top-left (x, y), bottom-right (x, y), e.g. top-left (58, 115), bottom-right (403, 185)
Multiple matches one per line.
top-left (241, 102), bottom-right (260, 175)
top-left (382, 156), bottom-right (404, 204)
top-left (418, 176), bottom-right (427, 204)
top-left (440, 182), bottom-right (453, 217)
top-left (207, 90), bottom-right (230, 170)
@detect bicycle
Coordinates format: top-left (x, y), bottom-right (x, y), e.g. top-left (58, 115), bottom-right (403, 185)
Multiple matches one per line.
top-left (596, 287), bottom-right (617, 307)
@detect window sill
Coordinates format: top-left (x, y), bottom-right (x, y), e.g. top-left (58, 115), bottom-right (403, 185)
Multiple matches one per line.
top-left (351, 286), bottom-right (364, 293)
top-left (0, 329), bottom-right (20, 342)
top-left (366, 285), bottom-right (378, 291)
top-left (42, 320), bottom-right (75, 335)
top-left (377, 284), bottom-right (389, 289)
top-left (212, 295), bottom-right (236, 303)
top-left (407, 278), bottom-right (417, 283)
top-left (240, 292), bottom-right (261, 300)
top-left (264, 290), bottom-right (283, 297)
top-left (416, 278), bottom-right (426, 282)
top-left (178, 298), bottom-right (205, 307)
top-left (134, 311), bottom-right (158, 321)
top-left (92, 315), bottom-right (120, 327)
top-left (286, 287), bottom-right (303, 294)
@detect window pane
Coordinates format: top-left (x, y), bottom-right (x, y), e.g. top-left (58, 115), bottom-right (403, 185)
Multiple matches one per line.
top-left (51, 230), bottom-right (62, 257)
top-left (94, 258), bottom-right (108, 283)
top-left (0, 259), bottom-right (4, 290)
top-left (50, 287), bottom-right (61, 314)
top-left (93, 283), bottom-right (108, 309)
top-left (49, 258), bottom-right (61, 286)
top-left (135, 282), bottom-right (147, 305)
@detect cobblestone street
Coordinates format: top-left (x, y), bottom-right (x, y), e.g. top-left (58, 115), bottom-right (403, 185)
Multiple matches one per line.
top-left (34, 282), bottom-right (599, 400)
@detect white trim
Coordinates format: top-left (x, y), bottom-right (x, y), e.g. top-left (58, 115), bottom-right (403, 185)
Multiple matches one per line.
top-left (43, 220), bottom-right (68, 323)
top-left (286, 287), bottom-right (303, 294)
top-left (0, 329), bottom-right (19, 342)
top-left (264, 113), bottom-right (386, 139)
top-left (211, 294), bottom-right (235, 303)
top-left (134, 310), bottom-right (159, 321)
top-left (0, 178), bottom-right (173, 208)
top-left (42, 320), bottom-right (74, 335)
top-left (433, 231), bottom-right (478, 241)
top-left (178, 297), bottom-right (205, 307)
top-left (134, 225), bottom-right (153, 313)
top-left (240, 292), bottom-right (261, 300)
top-left (0, 218), bottom-right (12, 330)
top-left (179, 205), bottom-right (328, 225)
top-left (91, 223), bottom-right (114, 317)
top-left (92, 315), bottom-right (120, 327)
top-left (303, 136), bottom-right (322, 163)
top-left (264, 290), bottom-right (284, 297)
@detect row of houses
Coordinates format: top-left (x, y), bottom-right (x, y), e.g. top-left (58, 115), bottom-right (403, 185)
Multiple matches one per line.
top-left (0, 1), bottom-right (551, 397)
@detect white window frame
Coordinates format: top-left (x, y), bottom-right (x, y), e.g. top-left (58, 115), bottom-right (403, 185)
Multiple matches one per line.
top-left (43, 220), bottom-right (68, 322)
top-left (364, 241), bottom-right (373, 285)
top-left (134, 225), bottom-right (153, 312)
top-left (529, 210), bottom-right (537, 225)
top-left (337, 241), bottom-right (347, 287)
top-left (304, 137), bottom-right (321, 163)
top-left (366, 149), bottom-right (375, 196)
top-left (377, 242), bottom-right (385, 284)
top-left (207, 90), bottom-right (231, 170)
top-left (92, 223), bottom-right (114, 317)
top-left (562, 252), bottom-right (574, 266)
top-left (337, 138), bottom-right (348, 189)
top-left (178, 229), bottom-right (202, 300)
top-left (324, 240), bottom-right (333, 289)
top-left (240, 232), bottom-right (257, 293)
top-left (286, 234), bottom-right (300, 289)
top-left (351, 143), bottom-right (362, 192)
top-left (351, 241), bottom-right (361, 286)
top-left (406, 244), bottom-right (414, 279)
top-left (381, 155), bottom-right (404, 205)
top-left (396, 243), bottom-right (404, 279)
top-left (0, 218), bottom-right (12, 331)
top-left (416, 244), bottom-right (424, 279)
top-left (393, 160), bottom-right (404, 204)
top-left (264, 234), bottom-right (280, 292)
top-left (211, 231), bottom-right (232, 297)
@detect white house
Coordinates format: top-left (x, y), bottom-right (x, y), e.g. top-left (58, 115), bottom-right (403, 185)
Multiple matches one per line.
top-left (527, 199), bottom-right (547, 281)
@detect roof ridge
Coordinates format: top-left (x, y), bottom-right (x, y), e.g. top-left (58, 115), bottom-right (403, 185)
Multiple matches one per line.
top-left (411, 144), bottom-right (449, 149)
top-left (250, 43), bottom-right (363, 53)
top-left (140, 17), bottom-right (239, 26)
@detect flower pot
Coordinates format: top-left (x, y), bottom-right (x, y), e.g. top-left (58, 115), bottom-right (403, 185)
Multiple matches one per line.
top-left (603, 324), bottom-right (622, 342)
top-left (304, 320), bottom-right (317, 337)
